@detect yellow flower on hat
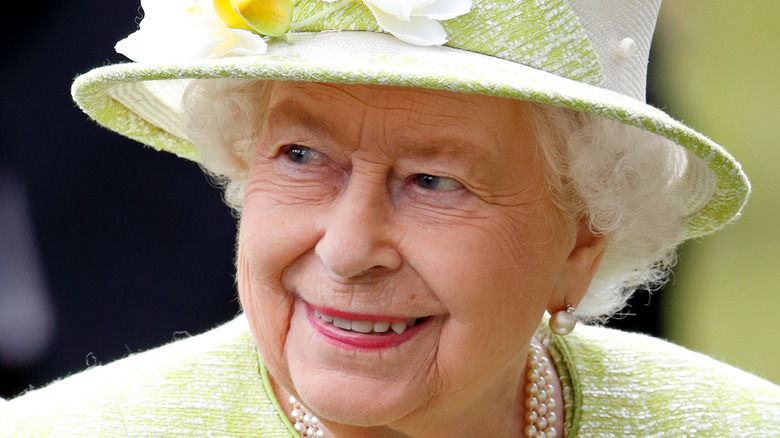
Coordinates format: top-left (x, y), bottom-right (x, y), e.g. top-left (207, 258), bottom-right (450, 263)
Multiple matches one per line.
top-left (213, 0), bottom-right (294, 36)
top-left (212, 0), bottom-right (254, 31)
top-left (115, 0), bottom-right (268, 62)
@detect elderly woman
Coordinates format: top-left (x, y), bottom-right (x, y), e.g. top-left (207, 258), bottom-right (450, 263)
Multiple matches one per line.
top-left (2, 0), bottom-right (779, 436)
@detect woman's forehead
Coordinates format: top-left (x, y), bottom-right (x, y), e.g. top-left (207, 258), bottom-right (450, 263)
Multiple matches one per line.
top-left (268, 81), bottom-right (525, 116)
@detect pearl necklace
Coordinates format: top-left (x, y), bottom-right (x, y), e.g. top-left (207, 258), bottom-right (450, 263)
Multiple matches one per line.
top-left (289, 395), bottom-right (325, 437)
top-left (524, 340), bottom-right (557, 437)
top-left (287, 339), bottom-right (557, 438)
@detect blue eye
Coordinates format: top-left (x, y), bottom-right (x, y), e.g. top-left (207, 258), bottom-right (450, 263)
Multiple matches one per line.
top-left (414, 174), bottom-right (463, 191)
top-left (285, 145), bottom-right (323, 164)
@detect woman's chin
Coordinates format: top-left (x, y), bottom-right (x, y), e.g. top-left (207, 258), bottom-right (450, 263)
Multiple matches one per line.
top-left (292, 374), bottom-right (423, 427)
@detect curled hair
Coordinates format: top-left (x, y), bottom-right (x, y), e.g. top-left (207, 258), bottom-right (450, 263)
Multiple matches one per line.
top-left (532, 106), bottom-right (692, 321)
top-left (184, 79), bottom-right (706, 322)
top-left (183, 79), bottom-right (271, 211)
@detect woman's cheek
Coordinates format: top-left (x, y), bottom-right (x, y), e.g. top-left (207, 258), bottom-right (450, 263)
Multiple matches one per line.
top-left (245, 176), bottom-right (335, 208)
top-left (238, 248), bottom-right (295, 393)
top-left (236, 223), bottom-right (296, 383)
top-left (239, 157), bottom-right (344, 293)
top-left (249, 158), bottom-right (344, 208)
top-left (395, 183), bottom-right (482, 228)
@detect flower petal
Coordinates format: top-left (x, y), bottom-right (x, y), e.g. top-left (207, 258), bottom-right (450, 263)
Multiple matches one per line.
top-left (212, 0), bottom-right (253, 31)
top-left (115, 0), bottom-right (268, 62)
top-left (231, 0), bottom-right (293, 36)
top-left (365, 4), bottom-right (449, 46)
top-left (214, 27), bottom-right (269, 56)
top-left (364, 0), bottom-right (415, 21)
top-left (116, 29), bottom-right (222, 63)
top-left (413, 0), bottom-right (472, 20)
top-left (116, 2), bottom-right (224, 62)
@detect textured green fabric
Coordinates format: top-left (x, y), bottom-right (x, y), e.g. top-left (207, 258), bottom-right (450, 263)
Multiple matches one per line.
top-left (290, 0), bottom-right (603, 84)
top-left (70, 0), bottom-right (750, 239)
top-left (550, 324), bottom-right (780, 437)
top-left (0, 316), bottom-right (295, 437)
top-left (3, 315), bottom-right (778, 436)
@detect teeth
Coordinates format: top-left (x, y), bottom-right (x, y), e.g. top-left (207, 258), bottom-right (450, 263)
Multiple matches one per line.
top-left (315, 310), bottom-right (420, 335)
top-left (332, 317), bottom-right (351, 330)
top-left (372, 321), bottom-right (391, 333)
top-left (349, 320), bottom-right (373, 333)
top-left (314, 310), bottom-right (334, 323)
top-left (390, 322), bottom-right (407, 334)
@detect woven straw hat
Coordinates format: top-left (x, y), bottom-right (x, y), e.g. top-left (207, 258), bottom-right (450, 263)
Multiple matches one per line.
top-left (71, 0), bottom-right (749, 238)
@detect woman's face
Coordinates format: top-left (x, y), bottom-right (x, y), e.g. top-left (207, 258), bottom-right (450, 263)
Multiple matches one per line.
top-left (237, 82), bottom-right (600, 434)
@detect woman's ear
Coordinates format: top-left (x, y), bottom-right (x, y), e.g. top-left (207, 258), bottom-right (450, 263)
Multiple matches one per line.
top-left (548, 218), bottom-right (609, 311)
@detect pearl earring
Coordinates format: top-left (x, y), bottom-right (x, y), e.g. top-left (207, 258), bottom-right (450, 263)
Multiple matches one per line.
top-left (549, 304), bottom-right (576, 336)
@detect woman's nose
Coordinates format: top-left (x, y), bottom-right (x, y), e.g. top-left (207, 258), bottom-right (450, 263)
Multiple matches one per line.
top-left (315, 177), bottom-right (402, 280)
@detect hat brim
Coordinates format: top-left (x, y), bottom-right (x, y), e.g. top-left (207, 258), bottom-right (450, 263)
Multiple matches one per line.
top-left (72, 31), bottom-right (749, 238)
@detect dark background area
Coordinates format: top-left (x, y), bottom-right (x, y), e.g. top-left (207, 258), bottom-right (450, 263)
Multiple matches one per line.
top-left (1, 1), bottom-right (238, 398)
top-left (0, 1), bottom-right (663, 399)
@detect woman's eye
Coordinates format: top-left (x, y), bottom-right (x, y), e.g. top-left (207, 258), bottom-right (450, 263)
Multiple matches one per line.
top-left (414, 174), bottom-right (463, 191)
top-left (284, 145), bottom-right (324, 165)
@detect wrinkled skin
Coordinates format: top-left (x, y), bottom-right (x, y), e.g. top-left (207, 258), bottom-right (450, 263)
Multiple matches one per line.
top-left (237, 82), bottom-right (607, 437)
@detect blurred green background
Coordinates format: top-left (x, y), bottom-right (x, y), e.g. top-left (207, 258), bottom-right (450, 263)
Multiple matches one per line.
top-left (656, 1), bottom-right (780, 384)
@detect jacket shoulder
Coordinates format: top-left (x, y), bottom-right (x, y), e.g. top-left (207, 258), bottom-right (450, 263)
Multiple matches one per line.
top-left (1, 315), bottom-right (292, 437)
top-left (553, 325), bottom-right (780, 437)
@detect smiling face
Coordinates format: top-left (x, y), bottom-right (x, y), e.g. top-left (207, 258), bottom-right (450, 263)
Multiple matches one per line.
top-left (237, 82), bottom-right (603, 436)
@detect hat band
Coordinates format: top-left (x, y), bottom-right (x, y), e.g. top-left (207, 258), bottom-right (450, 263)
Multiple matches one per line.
top-left (291, 0), bottom-right (603, 85)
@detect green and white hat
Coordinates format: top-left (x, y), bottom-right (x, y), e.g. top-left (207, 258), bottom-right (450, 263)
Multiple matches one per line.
top-left (71, 0), bottom-right (749, 238)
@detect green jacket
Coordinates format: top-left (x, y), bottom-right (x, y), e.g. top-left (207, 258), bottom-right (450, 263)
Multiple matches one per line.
top-left (3, 315), bottom-right (779, 437)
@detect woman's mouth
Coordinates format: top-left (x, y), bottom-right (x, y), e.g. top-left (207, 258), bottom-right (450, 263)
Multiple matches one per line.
top-left (304, 302), bottom-right (431, 350)
top-left (314, 309), bottom-right (423, 335)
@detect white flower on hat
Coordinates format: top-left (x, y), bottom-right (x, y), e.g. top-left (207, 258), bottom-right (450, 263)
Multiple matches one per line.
top-left (115, 0), bottom-right (268, 63)
top-left (323, 0), bottom-right (472, 46)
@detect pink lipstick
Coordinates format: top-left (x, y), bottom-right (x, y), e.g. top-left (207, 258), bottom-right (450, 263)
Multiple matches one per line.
top-left (304, 302), bottom-right (429, 350)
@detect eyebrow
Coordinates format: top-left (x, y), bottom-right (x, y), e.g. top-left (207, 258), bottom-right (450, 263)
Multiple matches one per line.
top-left (264, 98), bottom-right (342, 137)
top-left (264, 96), bottom-right (501, 175)
top-left (392, 137), bottom-right (489, 164)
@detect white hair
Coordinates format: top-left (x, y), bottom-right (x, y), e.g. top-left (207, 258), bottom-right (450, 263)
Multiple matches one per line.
top-left (531, 105), bottom-right (688, 321)
top-left (184, 79), bottom-right (697, 322)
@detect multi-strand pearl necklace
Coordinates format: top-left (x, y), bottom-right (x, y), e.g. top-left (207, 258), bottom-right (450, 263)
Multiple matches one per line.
top-left (289, 395), bottom-right (324, 437)
top-left (288, 338), bottom-right (557, 438)
top-left (524, 340), bottom-right (557, 437)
